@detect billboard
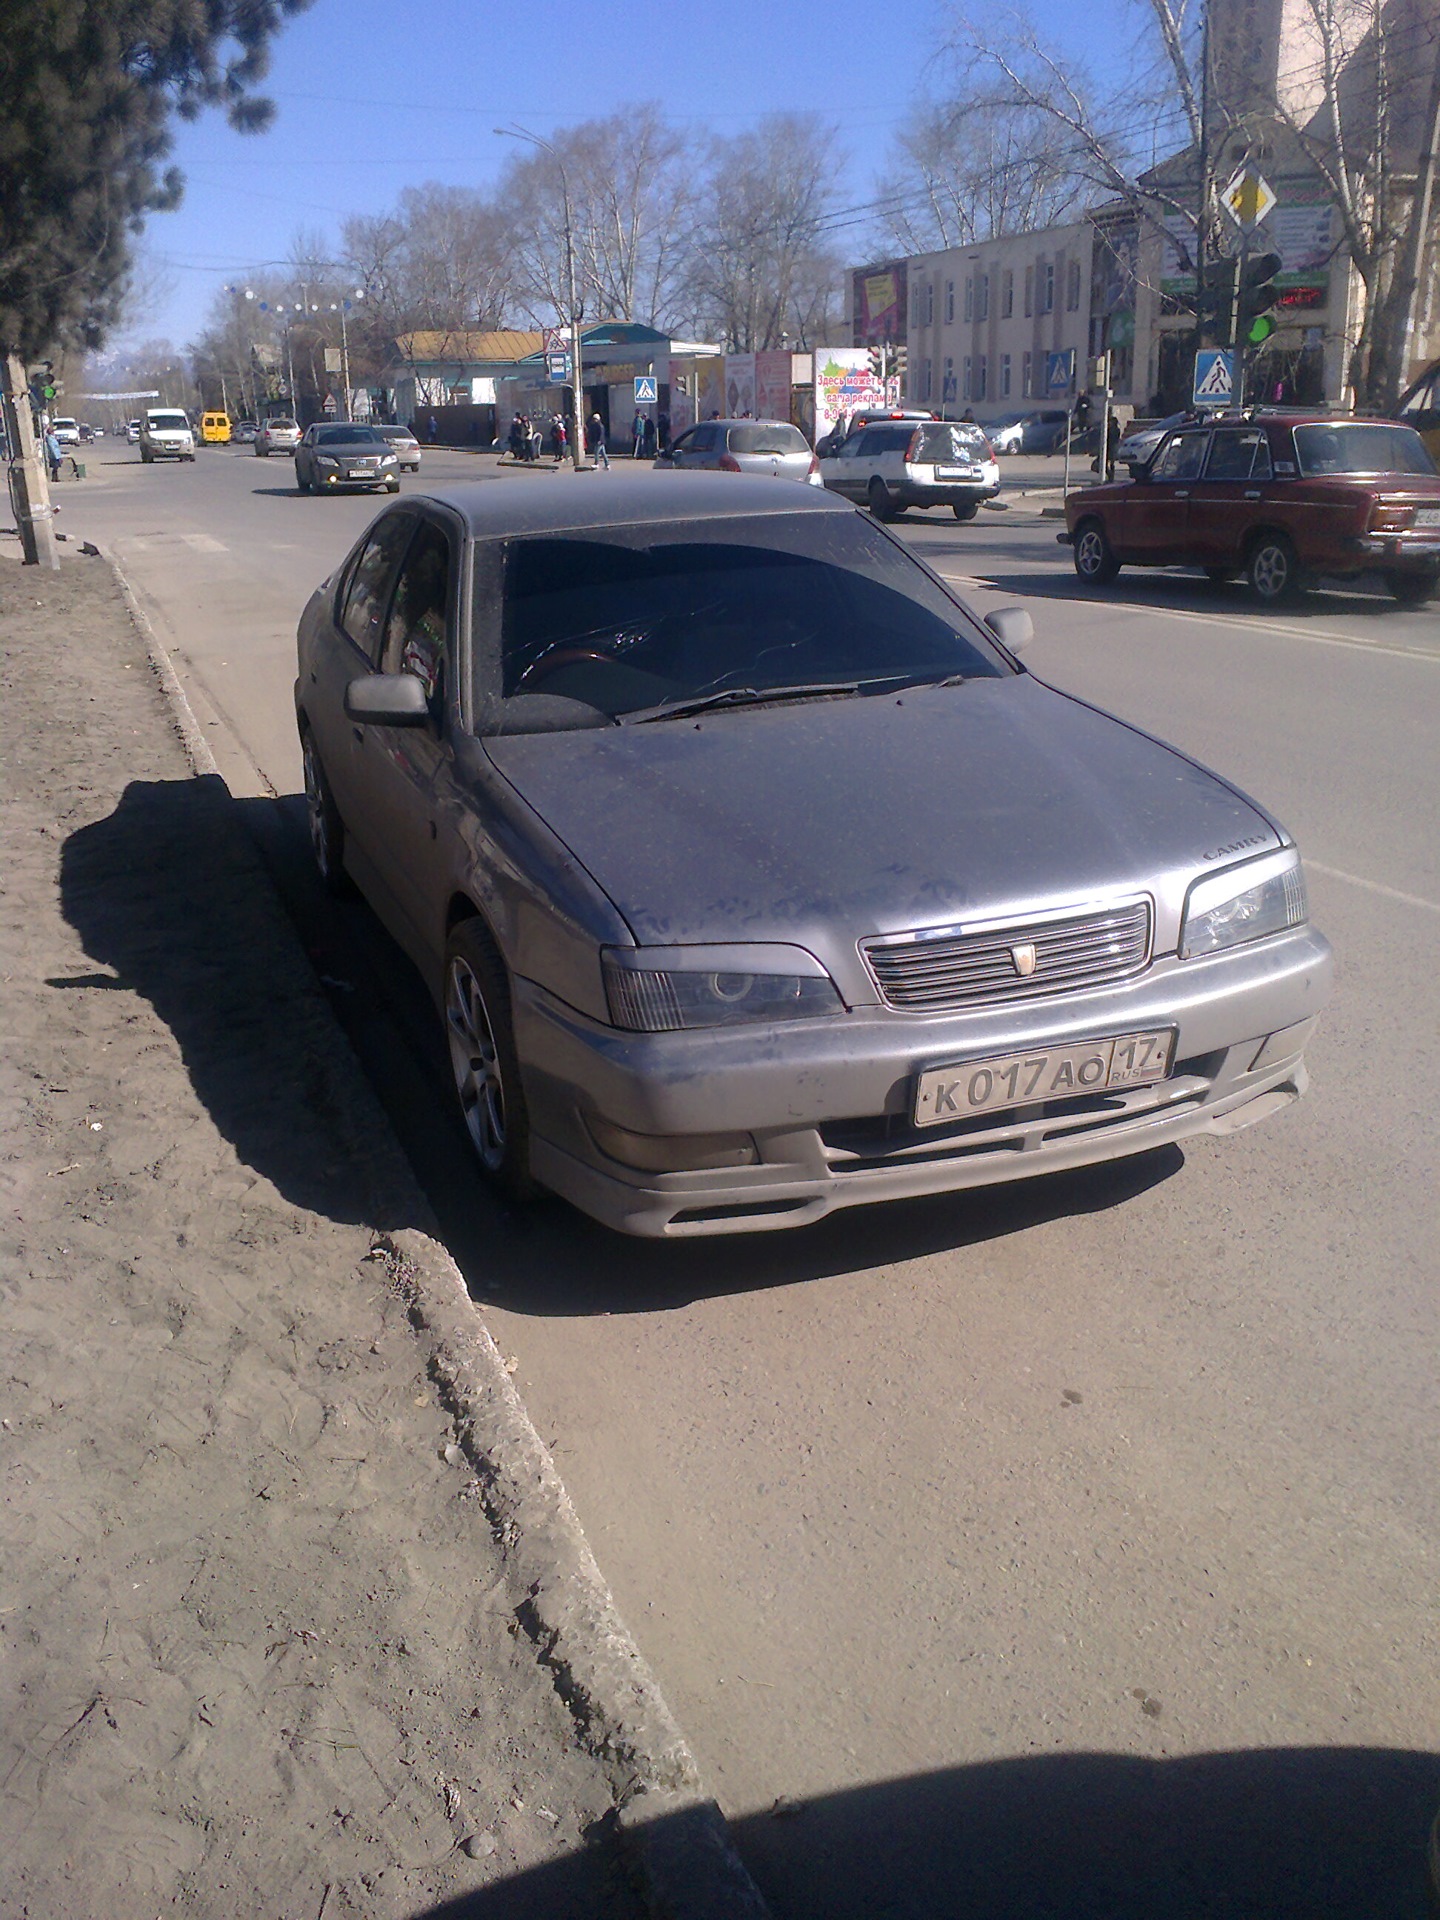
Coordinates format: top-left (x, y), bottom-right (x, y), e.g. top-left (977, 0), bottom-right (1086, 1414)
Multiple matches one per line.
top-left (814, 348), bottom-right (887, 439)
top-left (724, 352), bottom-right (756, 417)
top-left (852, 261), bottom-right (908, 345)
top-left (755, 348), bottom-right (791, 421)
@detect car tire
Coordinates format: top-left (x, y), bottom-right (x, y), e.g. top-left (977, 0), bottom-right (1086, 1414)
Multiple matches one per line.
top-left (1247, 532), bottom-right (1301, 604)
top-left (386, 477), bottom-right (400, 492)
top-left (1073, 517), bottom-right (1120, 584)
top-left (867, 478), bottom-right (894, 521)
top-left (444, 919), bottom-right (537, 1202)
top-left (952, 501), bottom-right (979, 522)
top-left (301, 729), bottom-right (351, 896)
top-left (1384, 569), bottom-right (1438, 606)
top-left (297, 472), bottom-right (312, 493)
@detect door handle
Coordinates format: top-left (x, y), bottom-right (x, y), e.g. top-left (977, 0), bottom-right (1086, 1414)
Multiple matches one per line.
top-left (1244, 489), bottom-right (1262, 498)
top-left (1174, 490), bottom-right (1189, 499)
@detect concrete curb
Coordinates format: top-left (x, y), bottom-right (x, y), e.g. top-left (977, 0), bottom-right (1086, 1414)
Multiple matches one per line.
top-left (103, 551), bottom-right (774, 1920)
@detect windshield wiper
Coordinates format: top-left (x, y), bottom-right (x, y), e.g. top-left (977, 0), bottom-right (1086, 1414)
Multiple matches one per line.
top-left (621, 681), bottom-right (862, 724)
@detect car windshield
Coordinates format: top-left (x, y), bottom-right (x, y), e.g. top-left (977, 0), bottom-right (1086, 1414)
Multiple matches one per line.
top-left (1293, 422), bottom-right (1436, 476)
top-left (917, 423), bottom-right (989, 461)
top-left (489, 512), bottom-right (1007, 725)
top-left (316, 425), bottom-right (384, 446)
top-left (727, 424), bottom-right (807, 455)
top-left (148, 412), bottom-right (189, 431)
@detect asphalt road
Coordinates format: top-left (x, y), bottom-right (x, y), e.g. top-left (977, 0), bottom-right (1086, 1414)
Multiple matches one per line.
top-left (59, 442), bottom-right (1440, 1918)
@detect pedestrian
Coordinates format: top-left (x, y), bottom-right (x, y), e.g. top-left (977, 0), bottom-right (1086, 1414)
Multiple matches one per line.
top-left (657, 409), bottom-right (671, 453)
top-left (508, 414), bottom-right (526, 461)
top-left (641, 413), bottom-right (656, 459)
top-left (44, 427), bottom-right (63, 482)
top-left (632, 412), bottom-right (645, 459)
top-left (427, 413), bottom-right (438, 443)
top-left (588, 412), bottom-right (610, 469)
top-left (550, 415), bottom-right (568, 462)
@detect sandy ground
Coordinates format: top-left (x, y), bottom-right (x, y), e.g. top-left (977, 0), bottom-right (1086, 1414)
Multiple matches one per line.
top-left (0, 550), bottom-right (642, 1919)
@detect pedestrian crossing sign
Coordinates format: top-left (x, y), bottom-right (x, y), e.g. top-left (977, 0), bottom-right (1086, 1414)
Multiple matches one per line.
top-left (1193, 348), bottom-right (1234, 406)
top-left (634, 375), bottom-right (658, 404)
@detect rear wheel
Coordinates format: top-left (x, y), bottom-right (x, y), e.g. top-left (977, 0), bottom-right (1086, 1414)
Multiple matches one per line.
top-left (1073, 517), bottom-right (1120, 584)
top-left (444, 921), bottom-right (536, 1202)
top-left (1384, 569), bottom-right (1438, 606)
top-left (952, 501), bottom-right (979, 522)
top-left (867, 477), bottom-right (895, 521)
top-left (1247, 532), bottom-right (1301, 604)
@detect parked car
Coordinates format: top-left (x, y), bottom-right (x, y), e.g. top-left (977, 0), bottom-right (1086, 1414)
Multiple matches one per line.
top-left (816, 408), bottom-right (934, 457)
top-left (293, 421), bottom-right (401, 494)
top-left (233, 420), bottom-right (259, 444)
top-left (376, 423), bottom-right (422, 471)
top-left (1116, 410), bottom-right (1195, 468)
top-left (1014, 409), bottom-right (1073, 454)
top-left (139, 407), bottom-right (196, 462)
top-left (254, 416), bottom-right (302, 456)
top-left (655, 418), bottom-right (821, 485)
top-left (51, 416), bottom-right (80, 447)
top-left (294, 473), bottom-right (1330, 1238)
top-left (200, 410), bottom-right (232, 445)
top-left (1067, 410), bottom-right (1440, 599)
top-left (820, 417), bottom-right (1000, 520)
top-left (985, 413), bottom-right (1029, 455)
top-left (1064, 410), bottom-right (1440, 604)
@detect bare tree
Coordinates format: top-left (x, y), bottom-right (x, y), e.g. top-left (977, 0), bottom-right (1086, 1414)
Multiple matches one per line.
top-left (683, 114), bottom-right (846, 349)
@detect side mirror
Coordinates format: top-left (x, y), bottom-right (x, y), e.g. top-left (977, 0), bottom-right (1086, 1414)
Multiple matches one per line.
top-left (1128, 460), bottom-right (1151, 482)
top-left (344, 672), bottom-right (431, 726)
top-left (984, 606), bottom-right (1034, 654)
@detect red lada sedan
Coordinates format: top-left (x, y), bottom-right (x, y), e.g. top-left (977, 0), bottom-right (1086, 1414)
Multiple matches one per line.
top-left (1063, 411), bottom-right (1440, 605)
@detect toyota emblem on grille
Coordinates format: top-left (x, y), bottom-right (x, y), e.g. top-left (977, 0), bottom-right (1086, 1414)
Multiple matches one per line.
top-left (1010, 942), bottom-right (1039, 976)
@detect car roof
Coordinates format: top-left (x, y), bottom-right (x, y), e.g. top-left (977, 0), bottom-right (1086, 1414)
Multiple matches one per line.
top-left (700, 417), bottom-right (800, 428)
top-left (404, 472), bottom-right (852, 538)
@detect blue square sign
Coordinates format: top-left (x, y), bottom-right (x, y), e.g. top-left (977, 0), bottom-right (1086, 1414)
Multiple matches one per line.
top-left (1193, 349), bottom-right (1234, 405)
top-left (634, 375), bottom-right (658, 404)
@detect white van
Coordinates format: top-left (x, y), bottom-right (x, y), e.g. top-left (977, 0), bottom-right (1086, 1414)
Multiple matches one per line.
top-left (139, 408), bottom-right (196, 463)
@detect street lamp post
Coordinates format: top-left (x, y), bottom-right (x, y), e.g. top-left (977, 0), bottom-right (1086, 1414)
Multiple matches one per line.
top-left (223, 285), bottom-right (257, 416)
top-left (496, 124), bottom-right (587, 470)
top-left (327, 291), bottom-right (365, 420)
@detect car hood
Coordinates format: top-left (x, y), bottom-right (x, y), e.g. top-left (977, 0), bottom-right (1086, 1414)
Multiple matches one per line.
top-left (483, 675), bottom-right (1281, 970)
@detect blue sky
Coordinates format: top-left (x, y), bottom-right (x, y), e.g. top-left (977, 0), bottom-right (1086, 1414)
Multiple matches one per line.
top-left (128, 0), bottom-right (1112, 352)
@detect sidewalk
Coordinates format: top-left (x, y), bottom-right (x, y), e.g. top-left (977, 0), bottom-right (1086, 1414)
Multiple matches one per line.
top-left (0, 550), bottom-right (767, 1919)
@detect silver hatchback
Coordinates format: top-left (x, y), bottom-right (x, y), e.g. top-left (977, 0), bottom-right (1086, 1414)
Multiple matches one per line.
top-left (295, 475), bottom-right (1330, 1238)
top-left (656, 418), bottom-right (821, 485)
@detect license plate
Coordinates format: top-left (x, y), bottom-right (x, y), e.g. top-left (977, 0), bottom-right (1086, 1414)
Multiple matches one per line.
top-left (1415, 507), bottom-right (1440, 528)
top-left (934, 466), bottom-right (979, 481)
top-left (347, 467), bottom-right (374, 479)
top-left (914, 1029), bottom-right (1175, 1127)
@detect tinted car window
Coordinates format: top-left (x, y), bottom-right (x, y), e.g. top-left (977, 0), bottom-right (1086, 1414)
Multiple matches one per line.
top-left (917, 423), bottom-right (989, 462)
top-left (382, 519), bottom-right (452, 702)
top-left (859, 425), bottom-right (914, 455)
top-left (1152, 431), bottom-right (1209, 481)
top-left (338, 513), bottom-right (415, 661)
top-left (492, 512), bottom-right (1007, 722)
top-left (687, 426), bottom-right (718, 453)
top-left (1293, 423), bottom-right (1436, 476)
top-left (727, 424), bottom-right (807, 455)
top-left (1204, 430), bottom-right (1268, 481)
top-left (317, 424), bottom-right (384, 447)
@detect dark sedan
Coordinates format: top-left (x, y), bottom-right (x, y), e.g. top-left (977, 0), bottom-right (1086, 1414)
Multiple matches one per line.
top-left (294, 422), bottom-right (401, 494)
top-left (295, 475), bottom-right (1330, 1237)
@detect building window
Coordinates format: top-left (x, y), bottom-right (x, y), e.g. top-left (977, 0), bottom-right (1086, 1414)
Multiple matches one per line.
top-left (945, 280), bottom-right (955, 324)
top-left (977, 273), bottom-right (989, 322)
top-left (1067, 259), bottom-right (1081, 311)
top-left (925, 282), bottom-right (936, 326)
top-left (944, 355), bottom-right (955, 405)
top-left (1001, 353), bottom-right (1012, 397)
top-left (920, 357), bottom-right (933, 400)
top-left (976, 355), bottom-right (987, 400)
top-left (1022, 351), bottom-right (1033, 397)
top-left (963, 355), bottom-right (972, 400)
top-left (1041, 262), bottom-right (1055, 313)
top-left (963, 276), bottom-right (973, 322)
top-left (1002, 269), bottom-right (1014, 317)
top-left (1024, 266), bottom-right (1034, 317)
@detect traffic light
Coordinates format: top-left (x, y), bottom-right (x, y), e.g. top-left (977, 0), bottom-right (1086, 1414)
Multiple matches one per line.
top-left (1238, 250), bottom-right (1283, 345)
top-left (1194, 256), bottom-right (1237, 326)
top-left (892, 345), bottom-right (907, 382)
top-left (868, 344), bottom-right (885, 380)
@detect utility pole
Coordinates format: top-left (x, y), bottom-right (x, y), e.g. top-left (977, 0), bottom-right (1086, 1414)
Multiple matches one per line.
top-left (3, 353), bottom-right (59, 570)
top-left (496, 125), bottom-right (588, 469)
top-left (1378, 31), bottom-right (1440, 408)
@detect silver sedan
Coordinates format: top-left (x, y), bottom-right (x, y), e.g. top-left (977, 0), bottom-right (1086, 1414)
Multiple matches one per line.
top-left (295, 475), bottom-right (1331, 1237)
top-left (655, 418), bottom-right (821, 484)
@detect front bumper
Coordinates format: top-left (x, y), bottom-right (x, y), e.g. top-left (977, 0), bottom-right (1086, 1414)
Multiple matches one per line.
top-left (1353, 533), bottom-right (1440, 567)
top-left (513, 926), bottom-right (1332, 1237)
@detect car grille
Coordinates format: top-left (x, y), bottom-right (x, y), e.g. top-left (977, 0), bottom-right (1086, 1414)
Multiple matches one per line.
top-left (861, 900), bottom-right (1152, 1011)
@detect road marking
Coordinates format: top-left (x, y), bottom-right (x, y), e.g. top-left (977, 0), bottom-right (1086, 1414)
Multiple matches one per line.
top-left (1306, 862), bottom-right (1440, 914)
top-left (935, 572), bottom-right (1440, 663)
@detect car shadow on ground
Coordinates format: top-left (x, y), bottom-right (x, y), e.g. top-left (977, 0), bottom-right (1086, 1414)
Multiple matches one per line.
top-left (408, 1746), bottom-right (1440, 1919)
top-left (56, 774), bottom-right (432, 1232)
top-left (972, 566), bottom-right (1411, 620)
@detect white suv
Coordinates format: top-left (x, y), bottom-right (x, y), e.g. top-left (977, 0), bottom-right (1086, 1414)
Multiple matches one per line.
top-left (819, 418), bottom-right (1001, 521)
top-left (139, 408), bottom-right (196, 463)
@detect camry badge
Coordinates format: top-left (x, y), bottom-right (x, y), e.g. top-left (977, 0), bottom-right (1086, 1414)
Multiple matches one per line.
top-left (1011, 942), bottom-right (1039, 976)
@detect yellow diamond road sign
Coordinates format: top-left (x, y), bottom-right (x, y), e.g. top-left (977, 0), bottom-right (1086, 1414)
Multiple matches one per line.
top-left (1223, 166), bottom-right (1277, 230)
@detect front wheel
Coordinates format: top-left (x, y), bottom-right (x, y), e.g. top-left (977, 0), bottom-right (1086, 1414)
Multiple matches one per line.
top-left (444, 921), bottom-right (536, 1202)
top-left (1073, 517), bottom-right (1120, 584)
top-left (952, 501), bottom-right (979, 522)
top-left (867, 478), bottom-right (894, 521)
top-left (386, 477), bottom-right (401, 492)
top-left (297, 472), bottom-right (312, 493)
top-left (301, 730), bottom-right (350, 895)
top-left (1384, 569), bottom-right (1438, 606)
top-left (1248, 532), bottom-right (1301, 604)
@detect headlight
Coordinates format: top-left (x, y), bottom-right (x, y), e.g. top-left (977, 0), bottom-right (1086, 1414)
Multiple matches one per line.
top-left (603, 946), bottom-right (844, 1031)
top-left (379, 453), bottom-right (397, 466)
top-left (1180, 848), bottom-right (1308, 958)
top-left (316, 455), bottom-right (338, 468)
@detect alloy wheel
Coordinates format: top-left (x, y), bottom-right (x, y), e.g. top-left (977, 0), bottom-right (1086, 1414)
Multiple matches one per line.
top-left (446, 956), bottom-right (507, 1172)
